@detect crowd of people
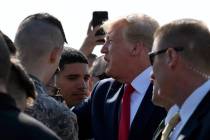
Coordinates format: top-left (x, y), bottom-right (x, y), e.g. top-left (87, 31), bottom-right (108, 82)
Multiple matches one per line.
top-left (0, 12), bottom-right (210, 140)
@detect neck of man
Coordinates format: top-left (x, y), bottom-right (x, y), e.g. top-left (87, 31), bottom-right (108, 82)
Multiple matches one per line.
top-left (176, 73), bottom-right (207, 107)
top-left (25, 63), bottom-right (52, 85)
top-left (21, 55), bottom-right (55, 85)
top-left (130, 64), bottom-right (150, 83)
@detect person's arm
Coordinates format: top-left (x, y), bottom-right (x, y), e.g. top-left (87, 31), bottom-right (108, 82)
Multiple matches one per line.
top-left (73, 95), bottom-right (93, 140)
top-left (80, 21), bottom-right (105, 56)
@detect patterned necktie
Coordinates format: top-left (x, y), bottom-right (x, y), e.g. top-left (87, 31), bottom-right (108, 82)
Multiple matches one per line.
top-left (161, 112), bottom-right (180, 140)
top-left (118, 84), bottom-right (135, 140)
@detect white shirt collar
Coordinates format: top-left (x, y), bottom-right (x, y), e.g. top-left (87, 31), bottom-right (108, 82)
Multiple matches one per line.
top-left (179, 79), bottom-right (210, 124)
top-left (131, 66), bottom-right (152, 95)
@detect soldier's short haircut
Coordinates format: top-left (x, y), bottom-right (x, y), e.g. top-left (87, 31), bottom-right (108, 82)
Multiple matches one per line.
top-left (14, 13), bottom-right (66, 63)
top-left (20, 13), bottom-right (67, 43)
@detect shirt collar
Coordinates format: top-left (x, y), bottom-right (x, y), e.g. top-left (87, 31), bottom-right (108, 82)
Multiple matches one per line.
top-left (131, 66), bottom-right (152, 95)
top-left (179, 79), bottom-right (210, 123)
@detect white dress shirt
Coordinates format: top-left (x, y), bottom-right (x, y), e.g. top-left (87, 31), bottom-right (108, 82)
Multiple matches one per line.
top-left (169, 79), bottom-right (210, 140)
top-left (129, 66), bottom-right (152, 126)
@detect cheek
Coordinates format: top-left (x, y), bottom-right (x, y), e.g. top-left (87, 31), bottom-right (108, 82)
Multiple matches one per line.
top-left (153, 73), bottom-right (172, 102)
top-left (152, 64), bottom-right (162, 85)
top-left (63, 80), bottom-right (75, 90)
top-left (152, 68), bottom-right (165, 95)
top-left (57, 79), bottom-right (74, 92)
top-left (109, 55), bottom-right (119, 68)
top-left (60, 84), bottom-right (74, 100)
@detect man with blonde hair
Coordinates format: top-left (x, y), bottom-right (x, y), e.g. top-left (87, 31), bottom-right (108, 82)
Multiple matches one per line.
top-left (74, 14), bottom-right (166, 140)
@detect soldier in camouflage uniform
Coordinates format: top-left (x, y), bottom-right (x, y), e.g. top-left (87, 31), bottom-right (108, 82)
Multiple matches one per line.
top-left (14, 13), bottom-right (78, 140)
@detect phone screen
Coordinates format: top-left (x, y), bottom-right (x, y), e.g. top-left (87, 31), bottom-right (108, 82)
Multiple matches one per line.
top-left (92, 11), bottom-right (108, 37)
top-left (92, 11), bottom-right (108, 27)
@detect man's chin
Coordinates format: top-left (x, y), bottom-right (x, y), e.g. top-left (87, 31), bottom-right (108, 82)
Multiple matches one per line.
top-left (73, 94), bottom-right (88, 100)
top-left (106, 70), bottom-right (119, 80)
top-left (152, 93), bottom-right (165, 108)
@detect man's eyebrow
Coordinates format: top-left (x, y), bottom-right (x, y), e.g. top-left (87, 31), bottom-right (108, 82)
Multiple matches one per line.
top-left (85, 74), bottom-right (90, 77)
top-left (64, 74), bottom-right (79, 77)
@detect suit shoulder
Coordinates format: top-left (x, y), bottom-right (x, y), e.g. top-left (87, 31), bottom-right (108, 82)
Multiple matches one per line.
top-left (95, 78), bottom-right (122, 89)
top-left (98, 78), bottom-right (115, 85)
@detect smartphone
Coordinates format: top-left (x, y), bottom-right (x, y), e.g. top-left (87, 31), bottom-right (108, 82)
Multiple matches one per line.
top-left (92, 11), bottom-right (108, 42)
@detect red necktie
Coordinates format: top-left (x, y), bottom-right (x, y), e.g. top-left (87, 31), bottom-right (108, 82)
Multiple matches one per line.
top-left (118, 84), bottom-right (135, 140)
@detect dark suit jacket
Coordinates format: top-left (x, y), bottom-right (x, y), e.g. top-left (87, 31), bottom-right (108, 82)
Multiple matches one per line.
top-left (152, 120), bottom-right (165, 140)
top-left (0, 93), bottom-right (61, 140)
top-left (176, 91), bottom-right (210, 140)
top-left (73, 78), bottom-right (166, 140)
top-left (152, 91), bottom-right (210, 140)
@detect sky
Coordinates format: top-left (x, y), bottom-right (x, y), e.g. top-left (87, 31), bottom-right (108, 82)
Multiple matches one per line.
top-left (0, 0), bottom-right (209, 56)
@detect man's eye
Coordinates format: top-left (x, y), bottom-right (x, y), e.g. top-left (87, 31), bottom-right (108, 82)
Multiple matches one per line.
top-left (66, 76), bottom-right (77, 80)
top-left (84, 75), bottom-right (90, 81)
top-left (108, 40), bottom-right (112, 44)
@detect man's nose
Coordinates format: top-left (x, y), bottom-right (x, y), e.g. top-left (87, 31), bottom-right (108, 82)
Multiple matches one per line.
top-left (101, 41), bottom-right (109, 54)
top-left (150, 70), bottom-right (155, 81)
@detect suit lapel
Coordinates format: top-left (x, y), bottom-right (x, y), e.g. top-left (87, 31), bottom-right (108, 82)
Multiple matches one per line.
top-left (129, 83), bottom-right (154, 138)
top-left (152, 120), bottom-right (165, 140)
top-left (104, 81), bottom-right (124, 140)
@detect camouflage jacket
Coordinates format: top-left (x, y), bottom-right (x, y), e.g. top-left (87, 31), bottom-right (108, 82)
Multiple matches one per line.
top-left (25, 75), bottom-right (79, 140)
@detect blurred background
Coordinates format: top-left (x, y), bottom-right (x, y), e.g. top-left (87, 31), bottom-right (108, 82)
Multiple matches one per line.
top-left (0, 0), bottom-right (209, 56)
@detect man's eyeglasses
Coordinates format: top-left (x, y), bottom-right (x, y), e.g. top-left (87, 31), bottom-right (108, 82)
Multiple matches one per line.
top-left (148, 47), bottom-right (184, 65)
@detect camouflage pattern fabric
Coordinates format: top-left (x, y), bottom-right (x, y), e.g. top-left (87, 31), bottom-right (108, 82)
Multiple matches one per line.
top-left (25, 75), bottom-right (79, 140)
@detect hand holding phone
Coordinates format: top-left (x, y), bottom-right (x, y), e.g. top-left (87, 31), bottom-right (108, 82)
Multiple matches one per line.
top-left (92, 11), bottom-right (108, 42)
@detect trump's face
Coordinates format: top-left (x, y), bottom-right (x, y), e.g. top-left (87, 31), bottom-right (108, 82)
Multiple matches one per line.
top-left (101, 24), bottom-right (134, 81)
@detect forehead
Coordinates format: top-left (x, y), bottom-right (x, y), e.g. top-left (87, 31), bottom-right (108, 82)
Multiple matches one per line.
top-left (62, 63), bottom-right (89, 73)
top-left (152, 37), bottom-right (162, 51)
top-left (106, 27), bottom-right (124, 41)
top-left (106, 19), bottom-right (128, 38)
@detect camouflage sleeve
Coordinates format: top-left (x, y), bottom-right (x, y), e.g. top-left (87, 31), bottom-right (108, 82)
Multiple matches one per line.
top-left (25, 93), bottom-right (79, 140)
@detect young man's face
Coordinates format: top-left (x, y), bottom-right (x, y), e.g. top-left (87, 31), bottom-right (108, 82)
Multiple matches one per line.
top-left (57, 63), bottom-right (90, 107)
